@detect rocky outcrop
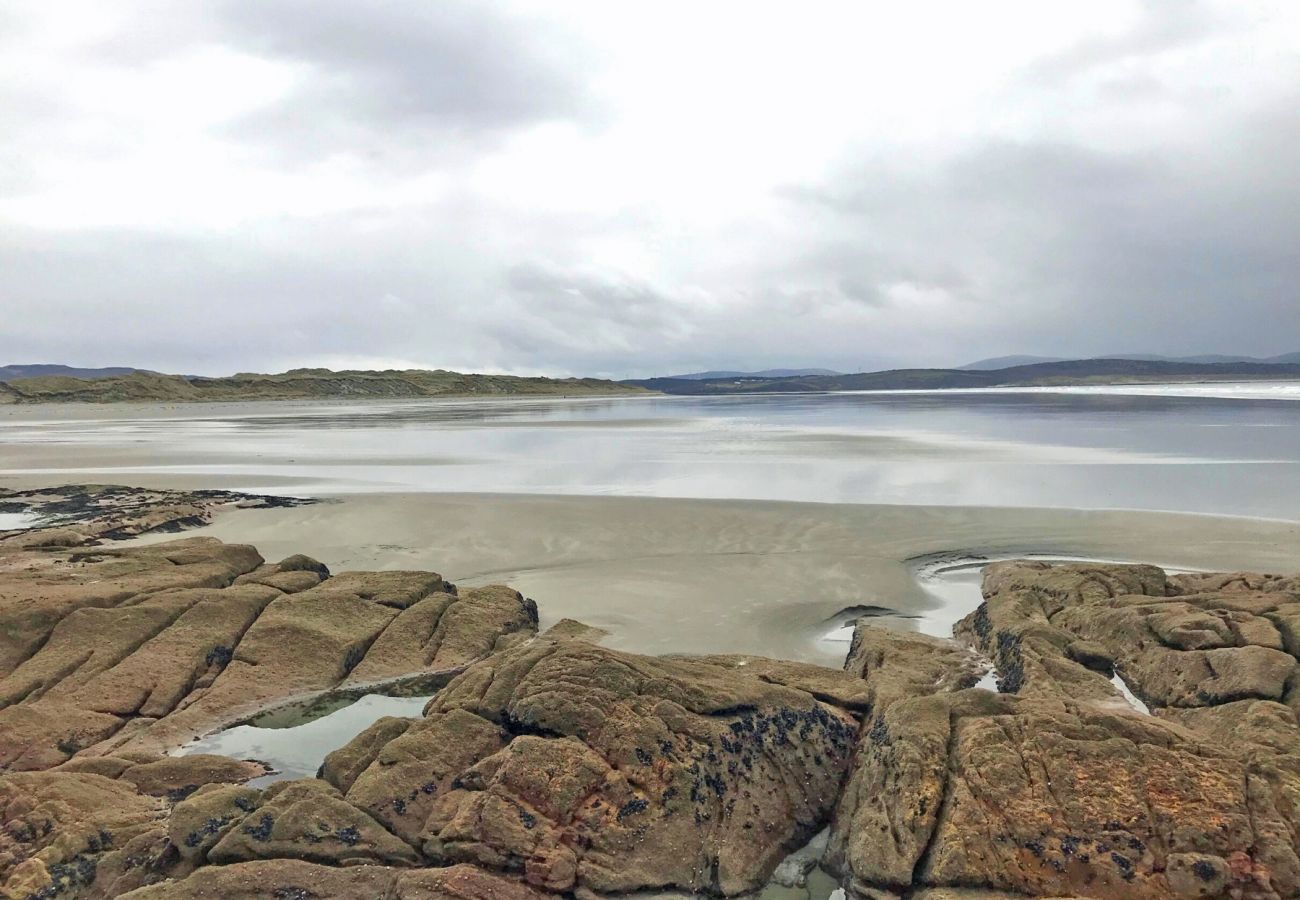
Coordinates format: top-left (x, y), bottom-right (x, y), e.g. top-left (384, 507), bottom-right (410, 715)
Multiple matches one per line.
top-left (957, 560), bottom-right (1300, 716)
top-left (118, 860), bottom-right (549, 899)
top-left (330, 640), bottom-right (866, 896)
top-left (0, 485), bottom-right (312, 548)
top-left (0, 536), bottom-right (537, 771)
top-left (0, 753), bottom-right (272, 899)
top-left (820, 561), bottom-right (1300, 900)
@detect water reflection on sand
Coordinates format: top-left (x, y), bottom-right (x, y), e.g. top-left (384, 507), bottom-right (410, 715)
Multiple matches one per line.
top-left (2, 386), bottom-right (1298, 519)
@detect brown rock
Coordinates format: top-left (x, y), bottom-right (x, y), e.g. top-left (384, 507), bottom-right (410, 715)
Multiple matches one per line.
top-left (343, 585), bottom-right (538, 686)
top-left (207, 779), bottom-right (420, 867)
top-left (116, 860), bottom-right (547, 899)
top-left (117, 754), bottom-right (268, 798)
top-left (540, 618), bottom-right (610, 643)
top-left (105, 569), bottom-right (438, 753)
top-left (0, 537), bottom-right (263, 679)
top-left (339, 638), bottom-right (863, 896)
top-left (958, 561), bottom-right (1300, 712)
top-left (0, 770), bottom-right (166, 897)
top-left (319, 715), bottom-right (414, 794)
top-left (168, 783), bottom-right (262, 863)
top-left (834, 566), bottom-right (1300, 899)
top-left (828, 660), bottom-right (1300, 898)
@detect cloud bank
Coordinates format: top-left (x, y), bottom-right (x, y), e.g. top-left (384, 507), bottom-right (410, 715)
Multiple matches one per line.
top-left (1, 0), bottom-right (1297, 376)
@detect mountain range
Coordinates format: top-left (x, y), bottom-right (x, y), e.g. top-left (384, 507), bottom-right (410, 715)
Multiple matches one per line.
top-left (959, 352), bottom-right (1300, 370)
top-left (664, 368), bottom-right (841, 380)
top-left (629, 357), bottom-right (1300, 395)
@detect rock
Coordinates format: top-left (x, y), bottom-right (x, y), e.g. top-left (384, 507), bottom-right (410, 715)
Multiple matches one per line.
top-left (344, 586), bottom-right (538, 686)
top-left (168, 783), bottom-right (262, 863)
top-left (5, 499), bottom-right (1300, 899)
top-left (0, 531), bottom-right (537, 768)
top-left (207, 779), bottom-right (420, 867)
top-left (232, 561), bottom-right (326, 594)
top-left (540, 619), bottom-right (610, 643)
top-left (277, 554), bottom-right (331, 578)
top-left (957, 560), bottom-right (1300, 712)
top-left (116, 754), bottom-right (268, 799)
top-left (828, 656), bottom-right (1300, 897)
top-left (319, 716), bottom-right (415, 794)
top-left (0, 485), bottom-right (312, 549)
top-left (0, 537), bottom-right (264, 679)
top-left (842, 625), bottom-right (985, 707)
top-left (335, 638), bottom-right (864, 896)
top-left (116, 860), bottom-right (547, 899)
top-left (826, 566), bottom-right (1300, 899)
top-left (0, 701), bottom-right (128, 771)
top-left (1157, 699), bottom-right (1300, 756)
top-left (0, 770), bottom-right (166, 898)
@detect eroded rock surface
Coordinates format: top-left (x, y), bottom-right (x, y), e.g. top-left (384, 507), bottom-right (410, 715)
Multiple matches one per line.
top-left (0, 532), bottom-right (537, 771)
top-left (0, 485), bottom-right (311, 549)
top-left (825, 561), bottom-right (1300, 900)
top-left (331, 639), bottom-right (867, 896)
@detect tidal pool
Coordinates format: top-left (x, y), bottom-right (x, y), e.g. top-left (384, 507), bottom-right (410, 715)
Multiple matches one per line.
top-left (0, 511), bottom-right (40, 530)
top-left (177, 693), bottom-right (431, 786)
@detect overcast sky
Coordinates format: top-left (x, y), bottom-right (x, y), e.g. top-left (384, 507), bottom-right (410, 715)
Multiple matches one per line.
top-left (2, 1), bottom-right (1297, 377)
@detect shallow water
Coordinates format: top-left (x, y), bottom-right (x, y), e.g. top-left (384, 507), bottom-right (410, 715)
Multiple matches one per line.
top-left (0, 511), bottom-right (38, 530)
top-left (177, 693), bottom-right (431, 786)
top-left (2, 383), bottom-right (1299, 519)
top-left (822, 552), bottom-right (1161, 647)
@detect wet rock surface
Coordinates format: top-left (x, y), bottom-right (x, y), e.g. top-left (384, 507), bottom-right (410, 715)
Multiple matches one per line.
top-left (0, 488), bottom-right (539, 775)
top-left (0, 485), bottom-right (312, 548)
top-left (2, 491), bottom-right (1299, 898)
top-left (340, 641), bottom-right (864, 896)
top-left (821, 560), bottom-right (1300, 900)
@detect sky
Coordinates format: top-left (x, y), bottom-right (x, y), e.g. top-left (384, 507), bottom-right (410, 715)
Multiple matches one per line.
top-left (1, 1), bottom-right (1298, 378)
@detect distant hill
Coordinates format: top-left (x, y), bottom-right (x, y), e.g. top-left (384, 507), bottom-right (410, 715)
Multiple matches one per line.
top-left (666, 368), bottom-right (842, 380)
top-left (629, 358), bottom-right (1300, 395)
top-left (0, 368), bottom-right (647, 404)
top-left (958, 356), bottom-right (1067, 370)
top-left (960, 352), bottom-right (1300, 370)
top-left (0, 364), bottom-right (140, 382)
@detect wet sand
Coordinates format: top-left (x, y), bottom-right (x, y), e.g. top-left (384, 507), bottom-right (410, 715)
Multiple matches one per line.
top-left (127, 492), bottom-right (1300, 667)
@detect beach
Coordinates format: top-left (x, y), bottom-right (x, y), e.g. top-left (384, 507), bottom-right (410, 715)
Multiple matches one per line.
top-left (117, 492), bottom-right (1299, 666)
top-left (5, 388), bottom-right (1298, 665)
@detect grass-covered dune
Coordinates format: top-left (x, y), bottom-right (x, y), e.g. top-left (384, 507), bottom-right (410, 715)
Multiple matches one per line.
top-left (0, 368), bottom-right (648, 404)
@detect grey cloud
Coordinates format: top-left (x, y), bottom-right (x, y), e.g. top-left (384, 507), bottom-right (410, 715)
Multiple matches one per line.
top-left (214, 0), bottom-right (598, 157)
top-left (493, 262), bottom-right (696, 357)
top-left (780, 96), bottom-right (1300, 360)
top-left (1, 3), bottom-right (1297, 378)
top-left (1021, 0), bottom-right (1219, 84)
